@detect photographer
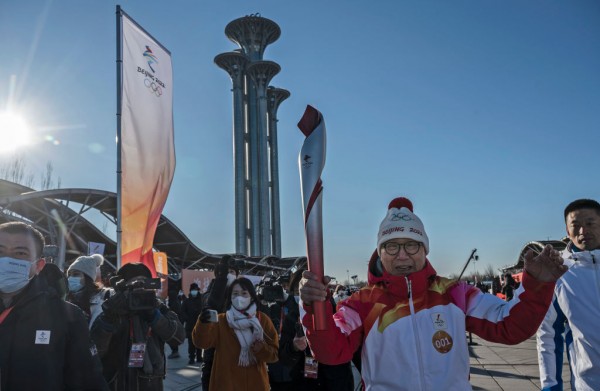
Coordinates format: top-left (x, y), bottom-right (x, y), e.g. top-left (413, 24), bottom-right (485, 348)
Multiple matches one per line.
top-left (198, 255), bottom-right (239, 391)
top-left (91, 263), bottom-right (185, 391)
top-left (192, 277), bottom-right (279, 391)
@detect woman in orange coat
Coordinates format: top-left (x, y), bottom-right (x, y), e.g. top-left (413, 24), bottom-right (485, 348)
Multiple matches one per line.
top-left (192, 277), bottom-right (279, 391)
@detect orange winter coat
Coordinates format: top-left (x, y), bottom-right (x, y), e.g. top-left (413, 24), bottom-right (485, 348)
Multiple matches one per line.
top-left (192, 311), bottom-right (279, 391)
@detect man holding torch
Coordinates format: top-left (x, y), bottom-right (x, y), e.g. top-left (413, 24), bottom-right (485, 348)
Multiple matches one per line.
top-left (300, 197), bottom-right (567, 390)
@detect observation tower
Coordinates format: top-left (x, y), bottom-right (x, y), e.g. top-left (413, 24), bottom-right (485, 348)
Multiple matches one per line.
top-left (216, 14), bottom-right (289, 257)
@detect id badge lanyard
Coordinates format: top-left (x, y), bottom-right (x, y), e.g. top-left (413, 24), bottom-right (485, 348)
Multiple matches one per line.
top-left (128, 318), bottom-right (152, 368)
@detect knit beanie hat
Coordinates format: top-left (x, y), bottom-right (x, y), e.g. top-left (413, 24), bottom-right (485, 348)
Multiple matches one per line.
top-left (377, 197), bottom-right (429, 255)
top-left (117, 262), bottom-right (152, 281)
top-left (189, 283), bottom-right (199, 291)
top-left (68, 254), bottom-right (104, 281)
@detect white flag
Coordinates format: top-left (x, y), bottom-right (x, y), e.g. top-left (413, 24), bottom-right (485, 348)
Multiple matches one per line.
top-left (119, 10), bottom-right (175, 275)
top-left (87, 242), bottom-right (105, 256)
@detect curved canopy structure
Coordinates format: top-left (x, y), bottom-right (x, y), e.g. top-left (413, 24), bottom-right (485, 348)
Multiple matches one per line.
top-left (500, 239), bottom-right (568, 274)
top-left (0, 179), bottom-right (304, 275)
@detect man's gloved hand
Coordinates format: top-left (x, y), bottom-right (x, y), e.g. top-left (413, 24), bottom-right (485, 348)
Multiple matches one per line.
top-left (139, 308), bottom-right (158, 323)
top-left (102, 291), bottom-right (129, 317)
top-left (137, 298), bottom-right (160, 323)
top-left (214, 256), bottom-right (230, 279)
top-left (199, 308), bottom-right (214, 324)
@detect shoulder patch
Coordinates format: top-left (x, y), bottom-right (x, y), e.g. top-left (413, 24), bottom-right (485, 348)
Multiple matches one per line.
top-left (429, 277), bottom-right (458, 295)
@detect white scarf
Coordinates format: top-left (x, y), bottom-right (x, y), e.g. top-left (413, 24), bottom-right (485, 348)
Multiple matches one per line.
top-left (226, 302), bottom-right (264, 367)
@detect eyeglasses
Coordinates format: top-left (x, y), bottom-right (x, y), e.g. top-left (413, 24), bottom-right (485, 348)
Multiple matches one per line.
top-left (382, 241), bottom-right (422, 256)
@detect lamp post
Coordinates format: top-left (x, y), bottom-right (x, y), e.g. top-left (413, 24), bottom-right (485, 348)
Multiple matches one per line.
top-left (347, 269), bottom-right (350, 285)
top-left (458, 249), bottom-right (478, 281)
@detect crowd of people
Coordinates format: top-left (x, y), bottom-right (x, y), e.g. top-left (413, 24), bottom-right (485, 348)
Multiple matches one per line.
top-left (0, 196), bottom-right (598, 390)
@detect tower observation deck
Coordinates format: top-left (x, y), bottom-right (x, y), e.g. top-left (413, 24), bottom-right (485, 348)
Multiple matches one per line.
top-left (216, 14), bottom-right (290, 257)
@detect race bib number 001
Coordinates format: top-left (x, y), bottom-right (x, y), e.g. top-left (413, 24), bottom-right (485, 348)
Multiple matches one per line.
top-left (432, 330), bottom-right (453, 354)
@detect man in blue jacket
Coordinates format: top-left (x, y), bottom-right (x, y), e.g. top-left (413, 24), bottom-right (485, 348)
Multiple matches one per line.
top-left (537, 199), bottom-right (600, 391)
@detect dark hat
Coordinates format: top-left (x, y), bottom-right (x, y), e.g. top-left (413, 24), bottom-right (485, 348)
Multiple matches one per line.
top-left (190, 283), bottom-right (199, 291)
top-left (117, 262), bottom-right (151, 281)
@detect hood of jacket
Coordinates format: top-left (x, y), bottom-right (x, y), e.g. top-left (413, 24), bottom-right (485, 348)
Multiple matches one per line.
top-left (367, 249), bottom-right (438, 299)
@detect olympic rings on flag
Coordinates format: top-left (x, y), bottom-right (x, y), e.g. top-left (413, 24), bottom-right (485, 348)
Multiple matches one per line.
top-left (144, 77), bottom-right (163, 97)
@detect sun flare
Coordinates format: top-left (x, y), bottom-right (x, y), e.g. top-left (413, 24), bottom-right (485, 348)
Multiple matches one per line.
top-left (0, 111), bottom-right (32, 152)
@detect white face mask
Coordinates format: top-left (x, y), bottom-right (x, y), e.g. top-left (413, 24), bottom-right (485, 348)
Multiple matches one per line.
top-left (232, 295), bottom-right (251, 311)
top-left (68, 276), bottom-right (84, 292)
top-left (226, 273), bottom-right (236, 287)
top-left (190, 290), bottom-right (199, 297)
top-left (0, 257), bottom-right (35, 294)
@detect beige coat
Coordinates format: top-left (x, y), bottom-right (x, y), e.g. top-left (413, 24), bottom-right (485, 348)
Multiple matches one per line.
top-left (192, 311), bottom-right (279, 391)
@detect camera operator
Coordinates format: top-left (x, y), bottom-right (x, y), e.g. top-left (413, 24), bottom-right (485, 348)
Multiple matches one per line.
top-left (197, 255), bottom-right (239, 391)
top-left (91, 263), bottom-right (185, 390)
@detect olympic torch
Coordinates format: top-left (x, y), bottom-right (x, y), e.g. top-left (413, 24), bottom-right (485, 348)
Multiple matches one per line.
top-left (297, 105), bottom-right (327, 330)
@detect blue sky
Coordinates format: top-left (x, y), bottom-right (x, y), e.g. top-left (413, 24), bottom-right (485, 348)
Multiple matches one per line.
top-left (1, 0), bottom-right (599, 282)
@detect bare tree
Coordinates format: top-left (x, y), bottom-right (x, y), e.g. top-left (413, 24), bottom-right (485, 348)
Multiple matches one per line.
top-left (0, 155), bottom-right (27, 184)
top-left (41, 162), bottom-right (54, 190)
top-left (1, 157), bottom-right (62, 190)
top-left (24, 173), bottom-right (35, 188)
top-left (482, 264), bottom-right (497, 280)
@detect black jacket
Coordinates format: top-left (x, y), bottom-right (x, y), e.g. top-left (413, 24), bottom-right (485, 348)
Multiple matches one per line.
top-left (265, 295), bottom-right (296, 384)
top-left (180, 295), bottom-right (203, 332)
top-left (0, 276), bottom-right (107, 390)
top-left (91, 298), bottom-right (185, 391)
top-left (279, 297), bottom-right (355, 391)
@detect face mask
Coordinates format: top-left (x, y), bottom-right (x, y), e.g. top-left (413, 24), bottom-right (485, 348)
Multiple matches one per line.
top-left (0, 257), bottom-right (34, 294)
top-left (190, 290), bottom-right (199, 297)
top-left (226, 273), bottom-right (236, 287)
top-left (294, 295), bottom-right (300, 304)
top-left (232, 296), bottom-right (251, 311)
top-left (68, 276), bottom-right (83, 292)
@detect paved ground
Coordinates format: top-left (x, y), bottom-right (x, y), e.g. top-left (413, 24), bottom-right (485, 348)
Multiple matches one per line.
top-left (469, 334), bottom-right (570, 391)
top-left (163, 335), bottom-right (571, 390)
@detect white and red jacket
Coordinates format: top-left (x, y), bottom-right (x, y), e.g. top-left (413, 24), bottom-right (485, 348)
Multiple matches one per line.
top-left (302, 252), bottom-right (555, 391)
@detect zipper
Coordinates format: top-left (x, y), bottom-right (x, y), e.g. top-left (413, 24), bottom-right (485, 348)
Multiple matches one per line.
top-left (407, 278), bottom-right (426, 391)
top-left (592, 253), bottom-right (600, 308)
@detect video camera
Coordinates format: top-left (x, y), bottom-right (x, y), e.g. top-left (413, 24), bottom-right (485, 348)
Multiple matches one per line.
top-left (112, 277), bottom-right (162, 311)
top-left (256, 273), bottom-right (289, 303)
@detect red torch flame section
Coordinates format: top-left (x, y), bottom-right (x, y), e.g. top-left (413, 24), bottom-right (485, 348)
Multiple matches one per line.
top-left (297, 105), bottom-right (322, 137)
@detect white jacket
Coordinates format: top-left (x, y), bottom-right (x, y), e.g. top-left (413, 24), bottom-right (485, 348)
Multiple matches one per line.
top-left (302, 254), bottom-right (555, 391)
top-left (537, 246), bottom-right (600, 391)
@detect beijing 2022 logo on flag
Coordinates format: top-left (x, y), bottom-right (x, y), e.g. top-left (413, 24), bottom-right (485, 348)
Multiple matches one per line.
top-left (137, 45), bottom-right (166, 97)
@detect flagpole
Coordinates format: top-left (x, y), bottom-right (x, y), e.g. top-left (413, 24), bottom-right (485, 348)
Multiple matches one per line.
top-left (116, 4), bottom-right (123, 270)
